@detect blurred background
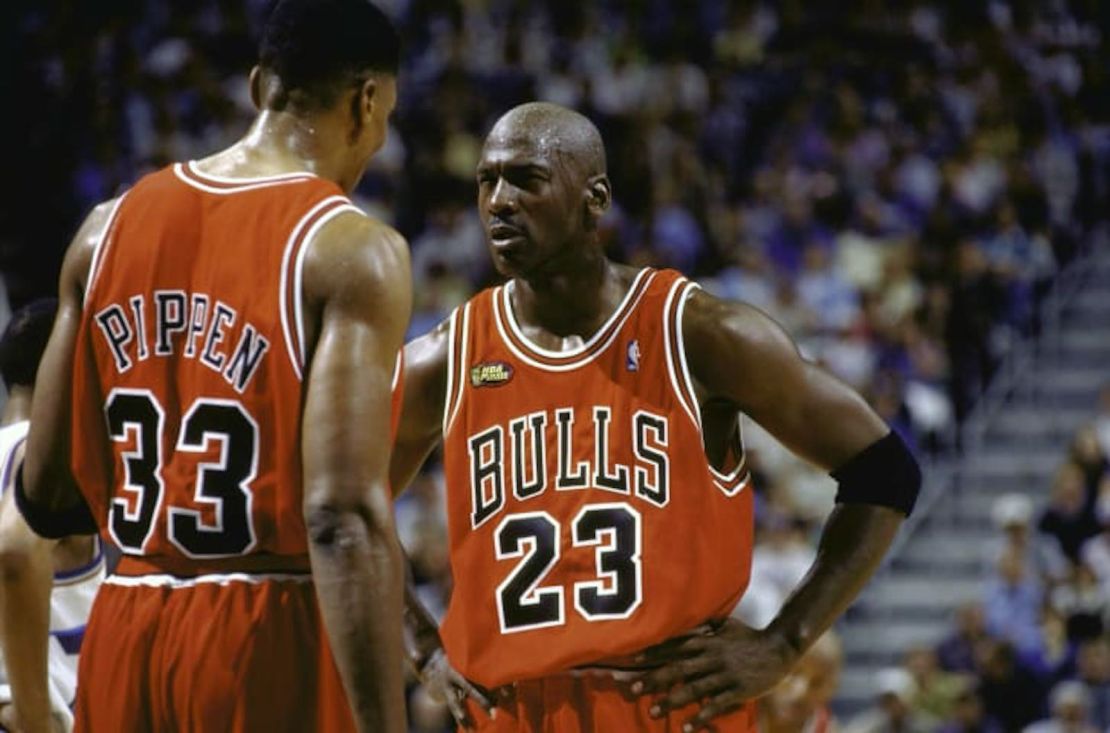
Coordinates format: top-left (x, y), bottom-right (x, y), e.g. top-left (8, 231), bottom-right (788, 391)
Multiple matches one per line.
top-left (4, 0), bottom-right (1110, 730)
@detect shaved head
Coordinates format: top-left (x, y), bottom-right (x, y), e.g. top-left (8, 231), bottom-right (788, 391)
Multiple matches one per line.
top-left (486, 102), bottom-right (606, 178)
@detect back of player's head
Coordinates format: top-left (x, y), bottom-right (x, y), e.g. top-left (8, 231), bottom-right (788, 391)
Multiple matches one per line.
top-left (259, 0), bottom-right (400, 111)
top-left (0, 299), bottom-right (58, 390)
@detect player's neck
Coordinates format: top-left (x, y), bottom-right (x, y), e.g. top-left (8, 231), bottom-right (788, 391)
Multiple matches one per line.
top-left (511, 255), bottom-right (625, 341)
top-left (203, 111), bottom-right (350, 186)
top-left (1, 386), bottom-right (31, 427)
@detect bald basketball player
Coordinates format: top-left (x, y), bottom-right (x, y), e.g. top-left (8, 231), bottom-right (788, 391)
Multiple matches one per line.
top-left (392, 101), bottom-right (919, 732)
top-left (17, 1), bottom-right (410, 730)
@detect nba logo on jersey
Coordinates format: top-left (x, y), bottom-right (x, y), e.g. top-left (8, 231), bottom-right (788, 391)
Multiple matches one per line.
top-left (626, 339), bottom-right (641, 371)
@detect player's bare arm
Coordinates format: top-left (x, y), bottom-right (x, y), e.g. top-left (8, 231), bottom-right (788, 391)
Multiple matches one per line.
top-left (390, 325), bottom-right (494, 728)
top-left (389, 322), bottom-right (450, 495)
top-left (19, 201), bottom-right (115, 525)
top-left (0, 473), bottom-right (58, 733)
top-left (635, 290), bottom-right (913, 730)
top-left (301, 212), bottom-right (411, 733)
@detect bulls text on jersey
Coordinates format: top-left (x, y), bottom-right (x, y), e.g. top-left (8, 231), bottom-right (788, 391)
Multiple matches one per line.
top-left (94, 291), bottom-right (269, 393)
top-left (467, 405), bottom-right (669, 528)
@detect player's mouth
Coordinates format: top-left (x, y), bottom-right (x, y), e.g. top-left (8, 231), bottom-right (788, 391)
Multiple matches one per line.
top-left (489, 221), bottom-right (527, 247)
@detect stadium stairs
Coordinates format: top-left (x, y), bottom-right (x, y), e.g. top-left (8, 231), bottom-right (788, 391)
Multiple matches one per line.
top-left (832, 233), bottom-right (1110, 716)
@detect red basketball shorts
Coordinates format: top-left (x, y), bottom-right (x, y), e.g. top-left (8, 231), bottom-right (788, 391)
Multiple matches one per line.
top-left (464, 673), bottom-right (756, 732)
top-left (73, 571), bottom-right (354, 732)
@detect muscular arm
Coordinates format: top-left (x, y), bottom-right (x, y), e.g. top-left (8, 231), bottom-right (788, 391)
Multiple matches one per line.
top-left (639, 291), bottom-right (909, 727)
top-left (0, 484), bottom-right (56, 733)
top-left (301, 214), bottom-right (411, 733)
top-left (23, 202), bottom-right (113, 515)
top-left (388, 322), bottom-right (449, 496)
top-left (684, 289), bottom-right (903, 655)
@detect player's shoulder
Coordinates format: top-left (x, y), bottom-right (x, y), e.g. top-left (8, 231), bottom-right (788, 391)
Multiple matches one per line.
top-left (303, 208), bottom-right (411, 300)
top-left (681, 286), bottom-right (794, 367)
top-left (66, 196), bottom-right (126, 292)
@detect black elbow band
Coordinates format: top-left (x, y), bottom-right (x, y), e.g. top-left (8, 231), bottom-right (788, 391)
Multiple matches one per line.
top-left (831, 431), bottom-right (921, 517)
top-left (13, 464), bottom-right (98, 538)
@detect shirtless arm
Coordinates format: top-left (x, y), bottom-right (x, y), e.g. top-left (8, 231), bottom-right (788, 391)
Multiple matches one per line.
top-left (637, 290), bottom-right (910, 729)
top-left (300, 214), bottom-right (411, 733)
top-left (21, 202), bottom-right (114, 522)
top-left (389, 324), bottom-right (494, 727)
top-left (0, 485), bottom-right (57, 733)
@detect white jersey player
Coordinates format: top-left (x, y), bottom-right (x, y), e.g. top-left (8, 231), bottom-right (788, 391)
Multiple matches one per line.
top-left (0, 301), bottom-right (104, 733)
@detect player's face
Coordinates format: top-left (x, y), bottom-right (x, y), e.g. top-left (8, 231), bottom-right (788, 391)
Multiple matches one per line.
top-left (476, 134), bottom-right (585, 279)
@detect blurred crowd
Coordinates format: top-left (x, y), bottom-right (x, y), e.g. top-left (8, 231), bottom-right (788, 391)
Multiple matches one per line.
top-left (839, 389), bottom-right (1110, 733)
top-left (5, 0), bottom-right (1110, 730)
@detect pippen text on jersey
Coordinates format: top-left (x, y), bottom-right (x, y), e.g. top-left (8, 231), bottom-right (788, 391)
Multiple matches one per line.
top-left (93, 291), bottom-right (270, 394)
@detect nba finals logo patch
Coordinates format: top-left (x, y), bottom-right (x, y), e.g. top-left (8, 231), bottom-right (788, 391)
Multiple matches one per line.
top-left (471, 361), bottom-right (514, 387)
top-left (626, 339), bottom-right (641, 372)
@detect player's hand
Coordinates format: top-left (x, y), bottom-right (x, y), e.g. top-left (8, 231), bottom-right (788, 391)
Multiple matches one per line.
top-left (417, 648), bottom-right (495, 730)
top-left (0, 703), bottom-right (65, 733)
top-left (628, 619), bottom-right (797, 731)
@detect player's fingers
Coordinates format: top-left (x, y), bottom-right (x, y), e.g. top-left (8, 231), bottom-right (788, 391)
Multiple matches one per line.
top-left (682, 692), bottom-right (745, 732)
top-left (649, 672), bottom-right (725, 717)
top-left (458, 677), bottom-right (495, 714)
top-left (636, 634), bottom-right (711, 665)
top-left (632, 656), bottom-right (715, 695)
top-left (446, 688), bottom-right (475, 730)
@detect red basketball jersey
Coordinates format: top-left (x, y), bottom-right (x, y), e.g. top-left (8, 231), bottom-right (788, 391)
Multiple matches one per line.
top-left (439, 268), bottom-right (754, 688)
top-left (71, 162), bottom-right (404, 569)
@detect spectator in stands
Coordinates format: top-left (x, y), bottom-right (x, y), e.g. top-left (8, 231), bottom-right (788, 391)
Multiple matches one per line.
top-left (1078, 475), bottom-right (1110, 596)
top-left (905, 644), bottom-right (971, 724)
top-left (1023, 681), bottom-right (1097, 733)
top-left (733, 508), bottom-right (816, 627)
top-left (1049, 563), bottom-right (1106, 643)
top-left (1021, 606), bottom-right (1078, 687)
top-left (984, 547), bottom-right (1045, 655)
top-left (844, 667), bottom-right (933, 733)
top-left (758, 631), bottom-right (842, 733)
top-left (1039, 462), bottom-right (1101, 563)
top-left (1075, 637), bottom-right (1110, 730)
top-left (1069, 425), bottom-right (1108, 497)
top-left (990, 493), bottom-right (1070, 584)
top-left (977, 639), bottom-right (1047, 732)
top-left (937, 681), bottom-right (1001, 733)
top-left (938, 603), bottom-right (992, 674)
top-left (1094, 385), bottom-right (1110, 458)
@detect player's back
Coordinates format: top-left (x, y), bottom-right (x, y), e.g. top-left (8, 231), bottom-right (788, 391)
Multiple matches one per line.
top-left (68, 163), bottom-right (374, 731)
top-left (72, 162), bottom-right (357, 570)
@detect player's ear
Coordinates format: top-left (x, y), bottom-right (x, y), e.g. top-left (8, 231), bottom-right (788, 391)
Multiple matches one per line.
top-left (357, 77), bottom-right (380, 126)
top-left (584, 175), bottom-right (611, 229)
top-left (248, 66), bottom-right (263, 110)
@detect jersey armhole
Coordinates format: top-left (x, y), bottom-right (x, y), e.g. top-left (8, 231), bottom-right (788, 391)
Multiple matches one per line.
top-left (443, 302), bottom-right (472, 435)
top-left (278, 195), bottom-right (360, 380)
top-left (662, 278), bottom-right (702, 434)
top-left (83, 195), bottom-right (129, 309)
top-left (663, 279), bottom-right (750, 496)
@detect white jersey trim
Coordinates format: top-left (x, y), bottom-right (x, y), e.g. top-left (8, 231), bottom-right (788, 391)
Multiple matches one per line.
top-left (104, 571), bottom-right (313, 589)
top-left (84, 194), bottom-right (129, 306)
top-left (492, 270), bottom-right (656, 372)
top-left (662, 279), bottom-right (702, 433)
top-left (173, 162), bottom-right (315, 195)
top-left (391, 350), bottom-right (403, 391)
top-left (278, 195), bottom-right (351, 380)
top-left (501, 268), bottom-right (650, 359)
top-left (444, 303), bottom-right (472, 434)
top-left (292, 203), bottom-right (363, 367)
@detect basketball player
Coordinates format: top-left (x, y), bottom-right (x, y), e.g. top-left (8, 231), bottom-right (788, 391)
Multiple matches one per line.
top-left (0, 300), bottom-right (104, 733)
top-left (15, 1), bottom-right (410, 730)
top-left (391, 102), bottom-right (919, 732)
